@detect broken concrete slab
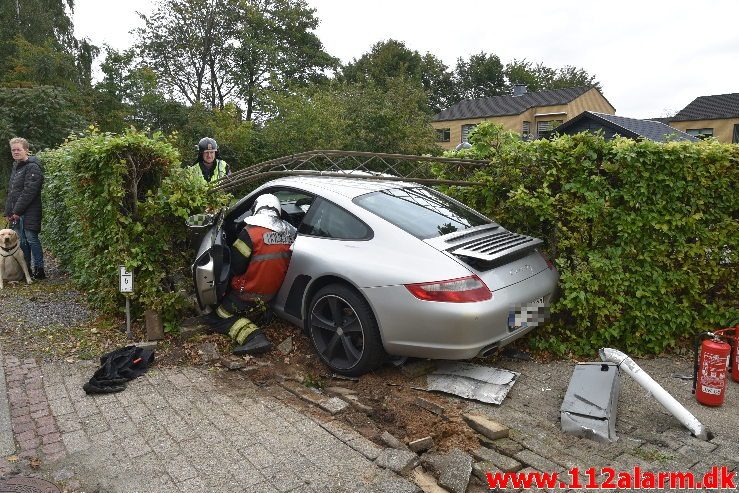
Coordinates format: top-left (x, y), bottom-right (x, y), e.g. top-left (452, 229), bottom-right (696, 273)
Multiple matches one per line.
top-left (426, 362), bottom-right (519, 405)
top-left (422, 448), bottom-right (473, 493)
top-left (179, 316), bottom-right (207, 339)
top-left (414, 397), bottom-right (445, 417)
top-left (347, 435), bottom-right (384, 461)
top-left (324, 386), bottom-right (356, 396)
top-left (276, 336), bottom-right (293, 355)
top-left (375, 448), bottom-right (419, 475)
top-left (463, 413), bottom-right (509, 440)
top-left (412, 466), bottom-right (449, 493)
top-left (318, 397), bottom-right (349, 415)
top-left (381, 431), bottom-right (410, 451)
top-left (219, 357), bottom-right (245, 370)
top-left (341, 394), bottom-right (374, 413)
top-left (198, 342), bottom-right (220, 362)
top-left (479, 436), bottom-right (523, 457)
top-left (471, 461), bottom-right (500, 482)
top-left (408, 436), bottom-right (434, 453)
top-left (279, 380), bottom-right (321, 403)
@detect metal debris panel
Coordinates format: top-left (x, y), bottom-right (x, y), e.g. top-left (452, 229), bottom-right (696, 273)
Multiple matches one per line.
top-left (426, 362), bottom-right (520, 405)
top-left (560, 362), bottom-right (620, 443)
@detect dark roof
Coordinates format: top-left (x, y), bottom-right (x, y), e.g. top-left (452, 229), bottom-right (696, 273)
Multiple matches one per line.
top-left (646, 117), bottom-right (673, 125)
top-left (672, 92), bottom-right (739, 121)
top-left (556, 111), bottom-right (698, 142)
top-left (434, 86), bottom-right (597, 121)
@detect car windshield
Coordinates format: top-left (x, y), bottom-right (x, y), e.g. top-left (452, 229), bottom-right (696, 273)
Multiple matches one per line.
top-left (354, 187), bottom-right (491, 239)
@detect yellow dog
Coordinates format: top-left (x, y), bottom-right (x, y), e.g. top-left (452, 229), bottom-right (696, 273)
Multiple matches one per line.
top-left (0, 228), bottom-right (33, 289)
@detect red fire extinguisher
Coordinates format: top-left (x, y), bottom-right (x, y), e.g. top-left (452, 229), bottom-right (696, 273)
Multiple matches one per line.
top-left (693, 332), bottom-right (731, 406)
top-left (714, 325), bottom-right (739, 383)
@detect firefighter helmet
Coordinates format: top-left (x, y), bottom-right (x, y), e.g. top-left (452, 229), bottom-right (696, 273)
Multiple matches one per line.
top-left (197, 137), bottom-right (219, 160)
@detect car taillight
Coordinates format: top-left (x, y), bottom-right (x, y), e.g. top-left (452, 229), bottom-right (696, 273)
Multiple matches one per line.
top-left (404, 275), bottom-right (492, 303)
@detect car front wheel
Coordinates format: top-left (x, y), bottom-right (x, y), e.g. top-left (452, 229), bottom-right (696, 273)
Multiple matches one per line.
top-left (308, 283), bottom-right (384, 376)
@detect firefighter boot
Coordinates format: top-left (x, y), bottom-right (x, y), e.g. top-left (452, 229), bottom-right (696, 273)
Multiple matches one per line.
top-left (228, 317), bottom-right (272, 355)
top-left (233, 331), bottom-right (273, 356)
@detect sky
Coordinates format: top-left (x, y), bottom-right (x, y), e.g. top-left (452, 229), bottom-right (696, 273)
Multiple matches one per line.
top-left (73, 0), bottom-right (739, 118)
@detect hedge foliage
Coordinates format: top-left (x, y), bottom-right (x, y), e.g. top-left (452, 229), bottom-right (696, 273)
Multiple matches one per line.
top-left (442, 123), bottom-right (738, 356)
top-left (40, 128), bottom-right (229, 326)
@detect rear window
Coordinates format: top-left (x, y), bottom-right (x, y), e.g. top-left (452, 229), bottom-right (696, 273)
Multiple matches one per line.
top-left (354, 187), bottom-right (491, 239)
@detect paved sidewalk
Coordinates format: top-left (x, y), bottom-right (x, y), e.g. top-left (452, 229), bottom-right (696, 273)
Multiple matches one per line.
top-left (0, 352), bottom-right (419, 493)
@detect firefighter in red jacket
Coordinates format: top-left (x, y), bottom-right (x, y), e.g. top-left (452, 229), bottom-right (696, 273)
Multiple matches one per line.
top-left (208, 194), bottom-right (296, 355)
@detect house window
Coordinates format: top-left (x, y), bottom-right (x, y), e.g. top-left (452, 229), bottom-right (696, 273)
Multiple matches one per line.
top-left (686, 128), bottom-right (714, 139)
top-left (733, 124), bottom-right (739, 143)
top-left (461, 124), bottom-right (477, 143)
top-left (522, 121), bottom-right (530, 138)
top-left (537, 120), bottom-right (563, 138)
top-left (436, 128), bottom-right (450, 142)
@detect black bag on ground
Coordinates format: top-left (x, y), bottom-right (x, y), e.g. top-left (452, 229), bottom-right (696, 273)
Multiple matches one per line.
top-left (83, 345), bottom-right (155, 394)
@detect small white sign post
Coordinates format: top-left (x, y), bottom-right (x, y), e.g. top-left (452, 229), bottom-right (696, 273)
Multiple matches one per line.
top-left (119, 266), bottom-right (134, 338)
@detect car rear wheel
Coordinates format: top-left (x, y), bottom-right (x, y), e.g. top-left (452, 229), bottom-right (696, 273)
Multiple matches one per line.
top-left (308, 283), bottom-right (384, 376)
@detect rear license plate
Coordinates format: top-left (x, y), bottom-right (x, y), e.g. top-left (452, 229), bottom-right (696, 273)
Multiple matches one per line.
top-left (508, 297), bottom-right (545, 330)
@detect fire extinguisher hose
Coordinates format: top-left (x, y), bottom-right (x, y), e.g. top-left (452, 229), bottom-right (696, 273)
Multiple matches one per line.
top-left (599, 347), bottom-right (712, 441)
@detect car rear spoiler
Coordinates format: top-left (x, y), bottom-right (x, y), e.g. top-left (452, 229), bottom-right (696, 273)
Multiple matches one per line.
top-left (443, 226), bottom-right (544, 267)
top-left (209, 150), bottom-right (489, 194)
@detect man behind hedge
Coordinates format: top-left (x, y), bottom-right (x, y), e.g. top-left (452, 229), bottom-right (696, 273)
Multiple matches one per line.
top-left (5, 137), bottom-right (45, 279)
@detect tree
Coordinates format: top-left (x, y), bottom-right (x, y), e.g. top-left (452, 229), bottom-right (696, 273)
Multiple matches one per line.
top-left (230, 0), bottom-right (337, 121)
top-left (455, 52), bottom-right (506, 99)
top-left (0, 0), bottom-right (96, 89)
top-left (0, 86), bottom-right (84, 150)
top-left (340, 39), bottom-right (457, 114)
top-left (136, 0), bottom-right (236, 108)
top-left (505, 59), bottom-right (601, 92)
top-left (341, 39), bottom-right (423, 88)
top-left (136, 0), bottom-right (337, 121)
top-left (93, 47), bottom-right (189, 133)
top-left (420, 53), bottom-right (458, 114)
top-left (262, 78), bottom-right (438, 157)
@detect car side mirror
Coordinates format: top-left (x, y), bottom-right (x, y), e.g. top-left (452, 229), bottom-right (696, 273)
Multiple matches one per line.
top-left (186, 213), bottom-right (215, 229)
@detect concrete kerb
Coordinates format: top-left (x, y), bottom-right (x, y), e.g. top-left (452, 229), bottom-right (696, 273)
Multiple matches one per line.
top-left (0, 344), bottom-right (16, 455)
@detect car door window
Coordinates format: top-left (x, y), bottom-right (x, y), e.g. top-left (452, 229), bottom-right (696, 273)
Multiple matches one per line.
top-left (298, 198), bottom-right (371, 240)
top-left (234, 188), bottom-right (314, 229)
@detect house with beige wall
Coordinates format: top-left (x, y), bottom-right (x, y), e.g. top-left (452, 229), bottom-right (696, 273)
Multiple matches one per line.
top-left (431, 85), bottom-right (615, 149)
top-left (668, 92), bottom-right (739, 143)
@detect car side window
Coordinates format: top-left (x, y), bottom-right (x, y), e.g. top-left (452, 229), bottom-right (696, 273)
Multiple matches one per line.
top-left (299, 198), bottom-right (371, 240)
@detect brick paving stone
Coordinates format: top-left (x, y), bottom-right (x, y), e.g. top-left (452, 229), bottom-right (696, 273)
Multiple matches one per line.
top-left (48, 397), bottom-right (74, 417)
top-left (62, 430), bottom-right (90, 453)
top-left (515, 450), bottom-right (566, 474)
top-left (12, 420), bottom-right (34, 434)
top-left (10, 405), bottom-right (29, 418)
top-left (55, 414), bottom-right (82, 433)
top-left (473, 446), bottom-right (523, 472)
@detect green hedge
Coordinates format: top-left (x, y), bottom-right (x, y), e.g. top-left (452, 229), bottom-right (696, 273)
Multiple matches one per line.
top-left (40, 128), bottom-right (229, 327)
top-left (442, 123), bottom-right (738, 356)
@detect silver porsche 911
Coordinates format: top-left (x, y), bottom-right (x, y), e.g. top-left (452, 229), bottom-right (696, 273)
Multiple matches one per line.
top-left (191, 176), bottom-right (558, 376)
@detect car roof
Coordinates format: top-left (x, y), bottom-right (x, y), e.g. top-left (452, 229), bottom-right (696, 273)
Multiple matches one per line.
top-left (265, 176), bottom-right (422, 199)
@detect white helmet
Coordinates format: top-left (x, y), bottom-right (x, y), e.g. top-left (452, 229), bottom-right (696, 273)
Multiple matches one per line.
top-left (244, 193), bottom-right (295, 236)
top-left (253, 194), bottom-right (281, 217)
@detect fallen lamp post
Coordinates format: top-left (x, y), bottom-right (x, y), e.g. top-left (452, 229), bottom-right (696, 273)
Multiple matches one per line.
top-left (599, 347), bottom-right (711, 441)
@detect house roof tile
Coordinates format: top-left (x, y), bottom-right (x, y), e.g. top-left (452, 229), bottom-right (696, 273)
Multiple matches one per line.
top-left (557, 111), bottom-right (698, 142)
top-left (593, 113), bottom-right (698, 142)
top-left (671, 93), bottom-right (739, 121)
top-left (433, 86), bottom-right (593, 121)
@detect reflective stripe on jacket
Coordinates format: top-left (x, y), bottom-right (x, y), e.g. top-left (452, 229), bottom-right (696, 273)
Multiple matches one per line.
top-left (188, 159), bottom-right (229, 184)
top-left (230, 225), bottom-right (293, 301)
